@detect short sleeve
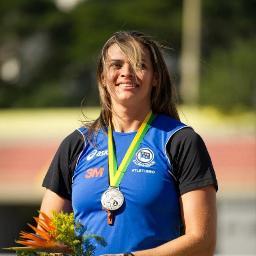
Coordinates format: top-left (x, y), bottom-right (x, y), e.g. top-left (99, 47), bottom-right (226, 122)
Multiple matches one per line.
top-left (42, 129), bottom-right (84, 200)
top-left (167, 127), bottom-right (218, 195)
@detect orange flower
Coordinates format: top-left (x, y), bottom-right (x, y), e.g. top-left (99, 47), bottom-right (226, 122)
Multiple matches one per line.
top-left (10, 212), bottom-right (73, 254)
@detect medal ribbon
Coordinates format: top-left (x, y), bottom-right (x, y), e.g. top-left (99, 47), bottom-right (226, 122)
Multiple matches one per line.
top-left (108, 111), bottom-right (154, 187)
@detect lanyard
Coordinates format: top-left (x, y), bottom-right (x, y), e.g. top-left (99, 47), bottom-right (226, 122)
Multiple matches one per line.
top-left (108, 111), bottom-right (154, 187)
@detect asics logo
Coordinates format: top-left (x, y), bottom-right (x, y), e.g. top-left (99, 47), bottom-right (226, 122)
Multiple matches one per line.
top-left (86, 149), bottom-right (108, 161)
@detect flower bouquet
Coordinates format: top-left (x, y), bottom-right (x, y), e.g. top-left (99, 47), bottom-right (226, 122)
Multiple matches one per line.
top-left (5, 211), bottom-right (106, 256)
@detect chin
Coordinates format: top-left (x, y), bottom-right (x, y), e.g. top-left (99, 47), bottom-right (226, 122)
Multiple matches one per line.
top-left (116, 93), bottom-right (136, 101)
top-left (115, 97), bottom-right (136, 105)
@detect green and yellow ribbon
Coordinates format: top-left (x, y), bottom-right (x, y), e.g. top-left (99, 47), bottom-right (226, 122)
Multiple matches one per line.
top-left (108, 111), bottom-right (154, 187)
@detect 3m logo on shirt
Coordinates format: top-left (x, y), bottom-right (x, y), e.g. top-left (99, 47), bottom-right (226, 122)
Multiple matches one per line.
top-left (133, 147), bottom-right (155, 167)
top-left (86, 149), bottom-right (108, 161)
top-left (85, 167), bottom-right (104, 178)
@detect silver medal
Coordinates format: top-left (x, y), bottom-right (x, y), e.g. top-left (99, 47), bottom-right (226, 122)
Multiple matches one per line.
top-left (101, 187), bottom-right (124, 211)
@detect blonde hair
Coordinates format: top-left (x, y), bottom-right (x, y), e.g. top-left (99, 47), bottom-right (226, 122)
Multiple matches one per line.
top-left (84, 31), bottom-right (180, 139)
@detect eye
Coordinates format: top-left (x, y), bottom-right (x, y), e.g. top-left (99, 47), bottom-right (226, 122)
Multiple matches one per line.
top-left (109, 61), bottom-right (122, 69)
top-left (136, 62), bottom-right (147, 70)
top-left (114, 63), bottom-right (122, 68)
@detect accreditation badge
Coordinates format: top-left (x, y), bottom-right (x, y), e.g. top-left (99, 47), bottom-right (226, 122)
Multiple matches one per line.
top-left (101, 187), bottom-right (124, 211)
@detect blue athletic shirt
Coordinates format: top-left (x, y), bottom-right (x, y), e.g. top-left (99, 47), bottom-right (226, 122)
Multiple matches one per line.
top-left (43, 113), bottom-right (218, 255)
top-left (72, 114), bottom-right (188, 255)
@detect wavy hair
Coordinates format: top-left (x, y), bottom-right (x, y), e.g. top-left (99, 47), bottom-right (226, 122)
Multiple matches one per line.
top-left (84, 31), bottom-right (180, 140)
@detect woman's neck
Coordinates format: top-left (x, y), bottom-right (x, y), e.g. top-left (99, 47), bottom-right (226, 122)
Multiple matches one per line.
top-left (111, 105), bottom-right (151, 132)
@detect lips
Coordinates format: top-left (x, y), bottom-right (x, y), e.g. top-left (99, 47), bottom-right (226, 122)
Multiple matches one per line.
top-left (118, 83), bottom-right (138, 88)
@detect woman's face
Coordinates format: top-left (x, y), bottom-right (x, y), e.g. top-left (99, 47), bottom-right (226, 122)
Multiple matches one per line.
top-left (102, 42), bottom-right (156, 109)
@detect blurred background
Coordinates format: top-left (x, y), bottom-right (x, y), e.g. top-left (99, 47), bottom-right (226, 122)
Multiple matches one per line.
top-left (0, 0), bottom-right (255, 255)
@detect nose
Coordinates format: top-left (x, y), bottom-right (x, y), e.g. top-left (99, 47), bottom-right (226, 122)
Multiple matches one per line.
top-left (121, 63), bottom-right (134, 78)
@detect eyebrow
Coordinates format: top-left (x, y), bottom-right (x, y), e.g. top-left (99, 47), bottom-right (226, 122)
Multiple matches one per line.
top-left (108, 59), bottom-right (123, 62)
top-left (107, 58), bottom-right (147, 62)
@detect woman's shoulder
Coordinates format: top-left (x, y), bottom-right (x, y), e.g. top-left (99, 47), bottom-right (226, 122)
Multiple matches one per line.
top-left (153, 113), bottom-right (187, 133)
top-left (167, 125), bottom-right (207, 150)
top-left (62, 128), bottom-right (85, 144)
top-left (168, 126), bottom-right (209, 160)
top-left (57, 128), bottom-right (86, 155)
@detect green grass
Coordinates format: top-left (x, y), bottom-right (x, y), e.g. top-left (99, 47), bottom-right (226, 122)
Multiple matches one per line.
top-left (0, 106), bottom-right (255, 142)
top-left (0, 107), bottom-right (100, 142)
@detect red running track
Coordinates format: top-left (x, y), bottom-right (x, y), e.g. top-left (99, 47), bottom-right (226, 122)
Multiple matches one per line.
top-left (0, 137), bottom-right (255, 192)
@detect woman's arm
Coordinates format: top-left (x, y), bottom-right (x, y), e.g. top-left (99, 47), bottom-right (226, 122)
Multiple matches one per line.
top-left (39, 189), bottom-right (72, 217)
top-left (101, 186), bottom-right (217, 256)
top-left (132, 186), bottom-right (217, 256)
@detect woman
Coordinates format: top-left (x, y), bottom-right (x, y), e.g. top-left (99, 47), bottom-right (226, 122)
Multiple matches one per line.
top-left (41, 31), bottom-right (218, 256)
